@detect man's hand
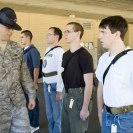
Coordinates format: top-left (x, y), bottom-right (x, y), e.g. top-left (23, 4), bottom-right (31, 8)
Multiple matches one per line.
top-left (80, 109), bottom-right (89, 121)
top-left (28, 99), bottom-right (35, 110)
top-left (56, 92), bottom-right (63, 101)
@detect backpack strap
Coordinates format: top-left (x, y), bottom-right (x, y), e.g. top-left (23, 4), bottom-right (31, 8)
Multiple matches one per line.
top-left (64, 48), bottom-right (84, 70)
top-left (44, 46), bottom-right (62, 57)
top-left (103, 49), bottom-right (133, 85)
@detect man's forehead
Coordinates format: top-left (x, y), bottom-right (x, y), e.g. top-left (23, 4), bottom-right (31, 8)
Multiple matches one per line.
top-left (21, 33), bottom-right (25, 36)
top-left (99, 26), bottom-right (110, 31)
top-left (66, 24), bottom-right (73, 30)
top-left (21, 33), bottom-right (26, 37)
top-left (48, 29), bottom-right (54, 33)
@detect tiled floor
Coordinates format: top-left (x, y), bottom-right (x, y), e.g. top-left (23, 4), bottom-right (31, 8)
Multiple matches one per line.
top-left (35, 83), bottom-right (100, 133)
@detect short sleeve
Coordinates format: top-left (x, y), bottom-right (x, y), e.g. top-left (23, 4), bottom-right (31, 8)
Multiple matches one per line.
top-left (62, 53), bottom-right (66, 68)
top-left (80, 50), bottom-right (94, 74)
top-left (55, 48), bottom-right (64, 92)
top-left (95, 56), bottom-right (104, 83)
top-left (30, 48), bottom-right (40, 68)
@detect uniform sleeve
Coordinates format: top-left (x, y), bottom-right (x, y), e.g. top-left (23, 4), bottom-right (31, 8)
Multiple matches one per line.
top-left (30, 48), bottom-right (40, 68)
top-left (55, 48), bottom-right (64, 92)
top-left (20, 57), bottom-right (36, 100)
top-left (80, 51), bottom-right (94, 74)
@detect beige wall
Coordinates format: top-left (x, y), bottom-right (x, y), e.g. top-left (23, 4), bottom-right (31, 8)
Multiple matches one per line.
top-left (11, 11), bottom-right (133, 69)
top-left (12, 12), bottom-right (99, 68)
top-left (124, 24), bottom-right (133, 48)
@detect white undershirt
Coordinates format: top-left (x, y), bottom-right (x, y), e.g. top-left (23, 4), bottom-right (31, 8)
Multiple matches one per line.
top-left (24, 45), bottom-right (30, 50)
top-left (96, 47), bottom-right (133, 107)
top-left (42, 46), bottom-right (64, 92)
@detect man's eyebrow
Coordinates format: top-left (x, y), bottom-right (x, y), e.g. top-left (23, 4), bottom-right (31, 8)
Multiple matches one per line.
top-left (99, 30), bottom-right (105, 33)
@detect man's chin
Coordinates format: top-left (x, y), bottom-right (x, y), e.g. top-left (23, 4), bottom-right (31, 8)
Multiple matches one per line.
top-left (22, 43), bottom-right (28, 46)
top-left (1, 38), bottom-right (10, 41)
top-left (65, 40), bottom-right (70, 43)
top-left (101, 43), bottom-right (107, 48)
top-left (47, 42), bottom-right (52, 45)
top-left (102, 45), bottom-right (110, 50)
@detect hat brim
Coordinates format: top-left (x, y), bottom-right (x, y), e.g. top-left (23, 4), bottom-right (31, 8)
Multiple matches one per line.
top-left (0, 21), bottom-right (22, 31)
top-left (9, 23), bottom-right (22, 31)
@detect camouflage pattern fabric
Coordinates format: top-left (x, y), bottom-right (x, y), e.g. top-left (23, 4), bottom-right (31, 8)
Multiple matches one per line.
top-left (0, 41), bottom-right (35, 133)
top-left (10, 106), bottom-right (31, 133)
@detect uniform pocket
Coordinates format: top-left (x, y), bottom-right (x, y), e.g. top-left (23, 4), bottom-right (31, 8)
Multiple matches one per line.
top-left (50, 83), bottom-right (57, 91)
top-left (0, 86), bottom-right (10, 102)
top-left (76, 95), bottom-right (84, 111)
top-left (118, 112), bottom-right (133, 129)
top-left (0, 91), bottom-right (5, 98)
top-left (105, 111), bottom-right (113, 127)
top-left (8, 82), bottom-right (25, 107)
top-left (12, 55), bottom-right (21, 70)
top-left (63, 94), bottom-right (69, 107)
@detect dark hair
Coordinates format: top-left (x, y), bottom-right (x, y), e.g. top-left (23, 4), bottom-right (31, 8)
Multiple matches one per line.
top-left (21, 30), bottom-right (33, 41)
top-left (67, 22), bottom-right (84, 39)
top-left (99, 15), bottom-right (128, 40)
top-left (49, 27), bottom-right (62, 41)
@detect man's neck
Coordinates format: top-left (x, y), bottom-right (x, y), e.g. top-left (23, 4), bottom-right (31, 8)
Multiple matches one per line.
top-left (0, 40), bottom-right (7, 43)
top-left (0, 38), bottom-right (8, 42)
top-left (70, 40), bottom-right (81, 53)
top-left (24, 43), bottom-right (31, 48)
top-left (109, 39), bottom-right (126, 56)
top-left (49, 42), bottom-right (59, 48)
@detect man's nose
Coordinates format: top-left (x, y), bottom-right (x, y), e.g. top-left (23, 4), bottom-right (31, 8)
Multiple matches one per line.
top-left (98, 33), bottom-right (102, 39)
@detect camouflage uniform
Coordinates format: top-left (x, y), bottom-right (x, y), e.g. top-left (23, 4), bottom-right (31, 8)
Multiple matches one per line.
top-left (0, 41), bottom-right (36, 133)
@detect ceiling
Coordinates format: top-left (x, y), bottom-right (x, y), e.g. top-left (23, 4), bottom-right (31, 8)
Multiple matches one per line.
top-left (0, 0), bottom-right (133, 22)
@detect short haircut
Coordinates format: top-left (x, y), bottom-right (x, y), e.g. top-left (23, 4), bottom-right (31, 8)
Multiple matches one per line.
top-left (99, 15), bottom-right (128, 40)
top-left (21, 30), bottom-right (33, 41)
top-left (49, 27), bottom-right (62, 41)
top-left (67, 22), bottom-right (84, 39)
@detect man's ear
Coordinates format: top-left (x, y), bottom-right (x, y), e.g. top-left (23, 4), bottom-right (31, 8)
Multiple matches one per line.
top-left (115, 31), bottom-right (121, 39)
top-left (55, 35), bottom-right (59, 41)
top-left (77, 31), bottom-right (81, 38)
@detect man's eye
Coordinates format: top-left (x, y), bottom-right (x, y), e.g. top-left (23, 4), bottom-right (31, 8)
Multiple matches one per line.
top-left (7, 27), bottom-right (11, 29)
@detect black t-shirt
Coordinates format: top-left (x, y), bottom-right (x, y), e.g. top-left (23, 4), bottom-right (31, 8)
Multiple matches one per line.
top-left (62, 47), bottom-right (94, 90)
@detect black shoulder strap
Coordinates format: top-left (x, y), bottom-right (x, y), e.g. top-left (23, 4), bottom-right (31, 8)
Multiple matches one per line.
top-left (64, 48), bottom-right (84, 70)
top-left (44, 46), bottom-right (62, 56)
top-left (103, 49), bottom-right (132, 84)
top-left (64, 54), bottom-right (75, 70)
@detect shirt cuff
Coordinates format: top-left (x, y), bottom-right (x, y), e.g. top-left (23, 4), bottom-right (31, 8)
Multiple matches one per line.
top-left (28, 91), bottom-right (36, 100)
